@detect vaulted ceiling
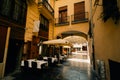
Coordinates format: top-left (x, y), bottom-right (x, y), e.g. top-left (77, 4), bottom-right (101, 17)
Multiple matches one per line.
top-left (63, 35), bottom-right (87, 44)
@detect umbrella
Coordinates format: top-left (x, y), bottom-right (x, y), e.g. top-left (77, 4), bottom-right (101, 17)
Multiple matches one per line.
top-left (43, 39), bottom-right (72, 64)
top-left (43, 39), bottom-right (71, 46)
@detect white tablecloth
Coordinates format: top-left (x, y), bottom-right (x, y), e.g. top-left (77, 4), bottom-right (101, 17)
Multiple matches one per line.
top-left (43, 57), bottom-right (57, 63)
top-left (21, 59), bottom-right (48, 69)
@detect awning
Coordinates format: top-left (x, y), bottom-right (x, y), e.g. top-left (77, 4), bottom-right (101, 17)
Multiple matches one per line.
top-left (43, 39), bottom-right (72, 46)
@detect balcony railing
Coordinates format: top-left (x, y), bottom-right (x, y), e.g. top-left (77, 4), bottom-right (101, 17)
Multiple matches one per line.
top-left (38, 0), bottom-right (54, 16)
top-left (71, 12), bottom-right (88, 23)
top-left (55, 16), bottom-right (70, 26)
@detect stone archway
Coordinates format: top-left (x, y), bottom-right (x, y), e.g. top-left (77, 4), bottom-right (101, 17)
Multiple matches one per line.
top-left (55, 30), bottom-right (89, 59)
top-left (55, 30), bottom-right (88, 40)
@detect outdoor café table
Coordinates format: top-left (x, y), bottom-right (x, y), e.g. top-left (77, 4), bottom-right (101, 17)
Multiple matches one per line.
top-left (51, 57), bottom-right (57, 63)
top-left (33, 60), bottom-right (48, 69)
top-left (21, 59), bottom-right (48, 69)
top-left (21, 59), bottom-right (35, 67)
top-left (43, 57), bottom-right (57, 63)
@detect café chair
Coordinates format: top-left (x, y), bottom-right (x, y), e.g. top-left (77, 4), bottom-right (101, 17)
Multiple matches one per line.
top-left (21, 60), bottom-right (29, 73)
top-left (31, 61), bottom-right (38, 73)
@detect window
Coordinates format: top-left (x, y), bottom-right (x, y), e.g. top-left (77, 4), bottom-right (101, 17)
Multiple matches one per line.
top-left (0, 0), bottom-right (27, 25)
top-left (59, 6), bottom-right (67, 23)
top-left (0, 0), bottom-right (13, 17)
top-left (40, 15), bottom-right (49, 31)
top-left (13, 0), bottom-right (21, 21)
top-left (82, 46), bottom-right (87, 51)
top-left (20, 2), bottom-right (27, 24)
top-left (74, 1), bottom-right (85, 21)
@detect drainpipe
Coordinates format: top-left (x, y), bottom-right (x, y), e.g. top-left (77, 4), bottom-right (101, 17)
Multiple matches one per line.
top-left (89, 0), bottom-right (96, 70)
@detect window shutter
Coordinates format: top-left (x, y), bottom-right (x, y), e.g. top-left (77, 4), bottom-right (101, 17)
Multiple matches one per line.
top-left (59, 6), bottom-right (67, 23)
top-left (74, 1), bottom-right (85, 21)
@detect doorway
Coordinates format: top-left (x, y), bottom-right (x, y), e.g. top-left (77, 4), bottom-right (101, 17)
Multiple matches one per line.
top-left (109, 59), bottom-right (120, 80)
top-left (5, 39), bottom-right (23, 76)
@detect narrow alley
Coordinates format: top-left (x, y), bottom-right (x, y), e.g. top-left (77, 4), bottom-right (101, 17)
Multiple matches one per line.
top-left (2, 54), bottom-right (99, 80)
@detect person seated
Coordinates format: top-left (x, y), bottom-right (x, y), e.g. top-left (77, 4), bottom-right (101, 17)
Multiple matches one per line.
top-left (37, 55), bottom-right (43, 60)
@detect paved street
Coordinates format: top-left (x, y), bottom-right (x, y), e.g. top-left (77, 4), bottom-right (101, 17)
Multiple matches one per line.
top-left (2, 58), bottom-right (99, 80)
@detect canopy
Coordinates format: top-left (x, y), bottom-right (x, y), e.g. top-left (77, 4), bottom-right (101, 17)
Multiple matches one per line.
top-left (43, 39), bottom-right (71, 46)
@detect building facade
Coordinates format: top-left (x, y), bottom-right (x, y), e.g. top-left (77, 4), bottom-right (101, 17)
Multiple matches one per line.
top-left (54, 0), bottom-right (89, 39)
top-left (92, 0), bottom-right (120, 80)
top-left (0, 0), bottom-right (55, 78)
top-left (23, 0), bottom-right (90, 68)
top-left (0, 0), bottom-right (27, 78)
top-left (23, 0), bottom-right (55, 60)
top-left (1, 0), bottom-right (119, 80)
top-left (54, 0), bottom-right (90, 60)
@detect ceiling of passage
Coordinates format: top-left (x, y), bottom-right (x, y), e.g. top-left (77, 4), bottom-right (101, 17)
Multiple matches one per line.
top-left (63, 35), bottom-right (87, 44)
top-left (61, 30), bottom-right (88, 40)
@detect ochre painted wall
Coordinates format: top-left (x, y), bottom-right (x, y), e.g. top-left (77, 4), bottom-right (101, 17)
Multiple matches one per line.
top-left (54, 23), bottom-right (89, 38)
top-left (93, 1), bottom-right (120, 80)
top-left (34, 0), bottom-right (55, 40)
top-left (24, 2), bottom-right (39, 42)
top-left (54, 0), bottom-right (89, 38)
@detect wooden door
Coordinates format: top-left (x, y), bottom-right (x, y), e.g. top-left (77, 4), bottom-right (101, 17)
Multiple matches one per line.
top-left (0, 26), bottom-right (8, 62)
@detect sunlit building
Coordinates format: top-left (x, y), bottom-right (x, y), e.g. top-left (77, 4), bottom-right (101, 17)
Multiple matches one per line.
top-left (23, 0), bottom-right (55, 59)
top-left (92, 0), bottom-right (120, 80)
top-left (0, 0), bottom-right (55, 78)
top-left (54, 0), bottom-right (90, 59)
top-left (0, 0), bottom-right (119, 80)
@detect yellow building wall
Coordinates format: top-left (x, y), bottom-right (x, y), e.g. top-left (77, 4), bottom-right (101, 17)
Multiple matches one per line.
top-left (35, 0), bottom-right (55, 9)
top-left (54, 23), bottom-right (89, 38)
top-left (49, 20), bottom-right (54, 40)
top-left (55, 0), bottom-right (89, 18)
top-left (48, 0), bottom-right (55, 40)
top-left (24, 1), bottom-right (40, 42)
top-left (34, 0), bottom-right (55, 40)
top-left (49, 0), bottom-right (55, 9)
top-left (93, 1), bottom-right (120, 80)
top-left (54, 0), bottom-right (89, 38)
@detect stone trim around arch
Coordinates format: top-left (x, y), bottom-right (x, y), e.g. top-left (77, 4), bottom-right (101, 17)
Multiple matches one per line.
top-left (55, 30), bottom-right (88, 40)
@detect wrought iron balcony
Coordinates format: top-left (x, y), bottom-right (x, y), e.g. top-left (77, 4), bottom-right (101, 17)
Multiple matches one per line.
top-left (55, 16), bottom-right (70, 26)
top-left (38, 0), bottom-right (54, 17)
top-left (71, 12), bottom-right (88, 24)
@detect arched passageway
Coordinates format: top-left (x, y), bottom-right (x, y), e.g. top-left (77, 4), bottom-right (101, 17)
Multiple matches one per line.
top-left (56, 31), bottom-right (90, 60)
top-left (56, 30), bottom-right (88, 40)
